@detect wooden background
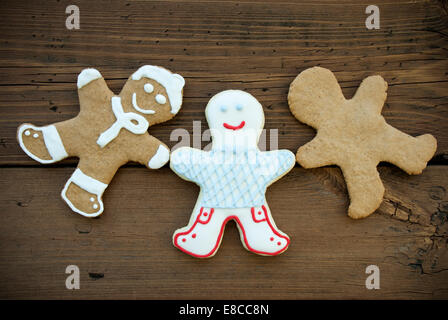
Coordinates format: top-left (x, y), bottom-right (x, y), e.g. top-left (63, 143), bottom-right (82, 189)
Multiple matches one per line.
top-left (0, 0), bottom-right (447, 299)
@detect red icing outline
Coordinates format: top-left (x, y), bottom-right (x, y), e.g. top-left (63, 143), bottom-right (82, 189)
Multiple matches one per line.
top-left (173, 205), bottom-right (290, 258)
top-left (223, 121), bottom-right (245, 131)
top-left (197, 207), bottom-right (214, 223)
top-left (251, 207), bottom-right (267, 223)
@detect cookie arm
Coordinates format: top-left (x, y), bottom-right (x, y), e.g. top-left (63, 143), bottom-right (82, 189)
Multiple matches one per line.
top-left (128, 134), bottom-right (170, 169)
top-left (379, 124), bottom-right (437, 175)
top-left (77, 68), bottom-right (114, 113)
top-left (170, 147), bottom-right (206, 183)
top-left (297, 136), bottom-right (335, 168)
top-left (352, 75), bottom-right (387, 114)
top-left (261, 149), bottom-right (295, 182)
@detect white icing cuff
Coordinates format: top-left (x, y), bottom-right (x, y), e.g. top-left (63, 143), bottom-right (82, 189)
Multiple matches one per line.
top-left (68, 168), bottom-right (108, 195)
top-left (61, 169), bottom-right (108, 218)
top-left (17, 124), bottom-right (68, 164)
top-left (42, 125), bottom-right (69, 161)
top-left (77, 68), bottom-right (102, 89)
top-left (148, 145), bottom-right (170, 169)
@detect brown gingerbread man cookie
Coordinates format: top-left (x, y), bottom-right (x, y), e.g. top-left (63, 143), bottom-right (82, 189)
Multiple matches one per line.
top-left (288, 67), bottom-right (437, 219)
top-left (17, 65), bottom-right (185, 217)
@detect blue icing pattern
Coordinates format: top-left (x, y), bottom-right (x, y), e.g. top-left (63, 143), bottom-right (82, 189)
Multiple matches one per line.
top-left (171, 148), bottom-right (295, 208)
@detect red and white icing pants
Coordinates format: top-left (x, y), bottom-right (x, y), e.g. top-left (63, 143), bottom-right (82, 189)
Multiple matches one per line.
top-left (173, 204), bottom-right (290, 258)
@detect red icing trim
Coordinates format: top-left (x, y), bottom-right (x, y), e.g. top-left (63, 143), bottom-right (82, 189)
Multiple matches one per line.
top-left (197, 207), bottom-right (214, 223)
top-left (251, 207), bottom-right (267, 223)
top-left (174, 205), bottom-right (290, 258)
top-left (223, 121), bottom-right (245, 131)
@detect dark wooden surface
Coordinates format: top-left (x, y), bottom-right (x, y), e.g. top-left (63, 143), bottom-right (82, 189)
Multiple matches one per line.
top-left (0, 0), bottom-right (447, 299)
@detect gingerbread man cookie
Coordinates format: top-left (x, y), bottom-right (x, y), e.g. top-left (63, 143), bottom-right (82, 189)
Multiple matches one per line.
top-left (170, 90), bottom-right (295, 258)
top-left (288, 67), bottom-right (437, 219)
top-left (18, 65), bottom-right (185, 217)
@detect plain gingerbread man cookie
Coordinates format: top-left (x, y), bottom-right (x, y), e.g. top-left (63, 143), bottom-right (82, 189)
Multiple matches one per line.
top-left (170, 90), bottom-right (295, 258)
top-left (288, 67), bottom-right (437, 219)
top-left (17, 65), bottom-right (185, 217)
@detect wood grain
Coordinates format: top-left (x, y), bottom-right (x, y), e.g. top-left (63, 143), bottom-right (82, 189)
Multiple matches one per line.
top-left (0, 166), bottom-right (447, 299)
top-left (0, 0), bottom-right (447, 164)
top-left (0, 0), bottom-right (447, 299)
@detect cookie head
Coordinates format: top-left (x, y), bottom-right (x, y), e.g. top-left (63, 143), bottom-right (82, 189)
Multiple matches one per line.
top-left (122, 65), bottom-right (185, 124)
top-left (288, 66), bottom-right (345, 128)
top-left (206, 90), bottom-right (264, 135)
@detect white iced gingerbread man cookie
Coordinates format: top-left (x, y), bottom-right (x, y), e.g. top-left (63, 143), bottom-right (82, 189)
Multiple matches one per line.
top-left (170, 90), bottom-right (295, 258)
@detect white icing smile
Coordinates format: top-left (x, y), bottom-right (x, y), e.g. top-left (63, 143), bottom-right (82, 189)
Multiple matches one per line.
top-left (132, 92), bottom-right (156, 114)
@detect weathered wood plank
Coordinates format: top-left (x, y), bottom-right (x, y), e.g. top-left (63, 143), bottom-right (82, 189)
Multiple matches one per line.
top-left (0, 166), bottom-right (446, 299)
top-left (0, 0), bottom-right (447, 164)
top-left (0, 0), bottom-right (447, 300)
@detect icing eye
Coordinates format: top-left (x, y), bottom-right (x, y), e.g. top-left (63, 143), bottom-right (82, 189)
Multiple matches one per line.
top-left (155, 94), bottom-right (166, 104)
top-left (220, 105), bottom-right (227, 112)
top-left (235, 104), bottom-right (243, 111)
top-left (144, 83), bottom-right (154, 93)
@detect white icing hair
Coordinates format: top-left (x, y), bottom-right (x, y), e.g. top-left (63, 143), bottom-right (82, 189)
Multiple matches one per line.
top-left (132, 65), bottom-right (185, 114)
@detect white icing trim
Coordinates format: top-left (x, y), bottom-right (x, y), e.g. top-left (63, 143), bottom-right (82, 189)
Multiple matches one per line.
top-left (61, 168), bottom-right (108, 218)
top-left (132, 92), bottom-right (156, 114)
top-left (131, 65), bottom-right (185, 114)
top-left (17, 124), bottom-right (68, 164)
top-left (97, 97), bottom-right (149, 148)
top-left (77, 68), bottom-right (102, 89)
top-left (148, 145), bottom-right (170, 169)
top-left (42, 125), bottom-right (69, 161)
top-left (67, 168), bottom-right (108, 195)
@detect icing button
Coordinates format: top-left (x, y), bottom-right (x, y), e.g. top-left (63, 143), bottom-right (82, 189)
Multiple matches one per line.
top-left (258, 211), bottom-right (262, 215)
top-left (270, 237), bottom-right (274, 241)
top-left (90, 197), bottom-right (95, 202)
top-left (192, 233), bottom-right (196, 239)
top-left (144, 83), bottom-right (154, 93)
top-left (182, 238), bottom-right (186, 242)
top-left (33, 133), bottom-right (39, 138)
top-left (93, 204), bottom-right (98, 209)
top-left (203, 212), bottom-right (208, 217)
top-left (24, 130), bottom-right (31, 136)
top-left (277, 241), bottom-right (281, 246)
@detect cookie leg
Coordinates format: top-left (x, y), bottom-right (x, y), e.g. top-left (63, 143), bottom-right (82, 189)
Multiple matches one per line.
top-left (17, 123), bottom-right (68, 164)
top-left (341, 163), bottom-right (385, 219)
top-left (381, 125), bottom-right (437, 175)
top-left (61, 166), bottom-right (109, 218)
top-left (235, 205), bottom-right (290, 256)
top-left (173, 207), bottom-right (228, 258)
